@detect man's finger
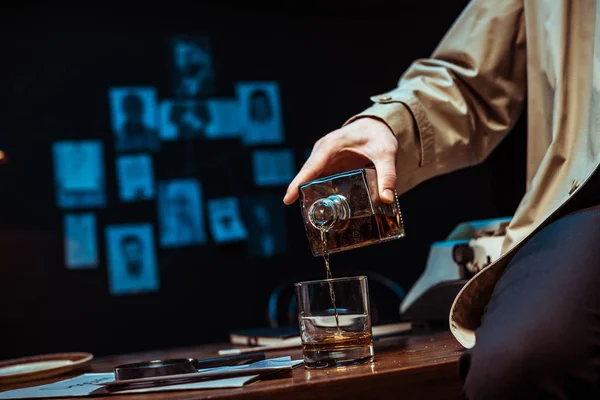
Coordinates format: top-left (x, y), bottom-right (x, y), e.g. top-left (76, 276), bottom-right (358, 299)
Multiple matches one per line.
top-left (372, 152), bottom-right (398, 204)
top-left (283, 139), bottom-right (339, 205)
top-left (283, 159), bottom-right (325, 205)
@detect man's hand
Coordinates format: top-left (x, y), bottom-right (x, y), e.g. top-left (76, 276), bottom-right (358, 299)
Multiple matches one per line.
top-left (283, 118), bottom-right (398, 205)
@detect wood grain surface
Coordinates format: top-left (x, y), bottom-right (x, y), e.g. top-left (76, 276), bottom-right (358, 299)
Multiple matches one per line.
top-left (1, 331), bottom-right (464, 400)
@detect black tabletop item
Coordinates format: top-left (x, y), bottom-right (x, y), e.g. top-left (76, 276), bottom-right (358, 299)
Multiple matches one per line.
top-left (114, 352), bottom-right (266, 381)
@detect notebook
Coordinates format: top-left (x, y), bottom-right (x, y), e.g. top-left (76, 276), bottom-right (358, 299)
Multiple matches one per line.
top-left (230, 326), bottom-right (302, 346)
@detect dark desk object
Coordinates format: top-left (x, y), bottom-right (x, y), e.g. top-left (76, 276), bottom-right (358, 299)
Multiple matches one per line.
top-left (1, 331), bottom-right (463, 400)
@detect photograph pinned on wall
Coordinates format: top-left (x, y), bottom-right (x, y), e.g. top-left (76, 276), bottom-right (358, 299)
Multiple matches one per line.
top-left (108, 87), bottom-right (160, 152)
top-left (236, 82), bottom-right (284, 145)
top-left (241, 195), bottom-right (287, 259)
top-left (206, 197), bottom-right (248, 244)
top-left (105, 224), bottom-right (159, 296)
top-left (116, 154), bottom-right (155, 202)
top-left (252, 149), bottom-right (295, 187)
top-left (63, 213), bottom-right (98, 269)
top-left (204, 99), bottom-right (242, 140)
top-left (158, 99), bottom-right (212, 141)
top-left (171, 36), bottom-right (214, 97)
top-left (52, 140), bottom-right (106, 209)
top-left (157, 179), bottom-right (207, 248)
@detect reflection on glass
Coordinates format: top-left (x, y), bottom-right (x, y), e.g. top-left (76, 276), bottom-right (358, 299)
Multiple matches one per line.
top-left (116, 154), bottom-right (155, 202)
top-left (158, 179), bottom-right (207, 248)
top-left (52, 140), bottom-right (106, 209)
top-left (105, 224), bottom-right (159, 296)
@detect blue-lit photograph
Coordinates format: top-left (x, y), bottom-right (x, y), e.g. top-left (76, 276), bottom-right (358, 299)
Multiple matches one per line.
top-left (241, 195), bottom-right (287, 259)
top-left (105, 224), bottom-right (159, 296)
top-left (116, 154), bottom-right (155, 202)
top-left (63, 213), bottom-right (98, 269)
top-left (108, 87), bottom-right (160, 152)
top-left (171, 36), bottom-right (214, 97)
top-left (206, 197), bottom-right (248, 244)
top-left (158, 99), bottom-right (211, 141)
top-left (236, 82), bottom-right (284, 145)
top-left (252, 149), bottom-right (295, 187)
top-left (52, 140), bottom-right (107, 209)
top-left (204, 98), bottom-right (242, 140)
top-left (157, 179), bottom-right (207, 248)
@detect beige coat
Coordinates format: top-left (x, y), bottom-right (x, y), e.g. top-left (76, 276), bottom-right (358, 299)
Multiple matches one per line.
top-left (349, 0), bottom-right (600, 348)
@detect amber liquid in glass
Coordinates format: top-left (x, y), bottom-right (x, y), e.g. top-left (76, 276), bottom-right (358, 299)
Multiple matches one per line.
top-left (302, 331), bottom-right (373, 353)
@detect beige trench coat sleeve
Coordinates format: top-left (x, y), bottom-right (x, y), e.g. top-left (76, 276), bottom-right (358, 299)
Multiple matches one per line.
top-left (346, 0), bottom-right (527, 196)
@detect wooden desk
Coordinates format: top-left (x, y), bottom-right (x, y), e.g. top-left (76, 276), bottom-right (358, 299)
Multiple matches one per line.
top-left (2, 331), bottom-right (464, 400)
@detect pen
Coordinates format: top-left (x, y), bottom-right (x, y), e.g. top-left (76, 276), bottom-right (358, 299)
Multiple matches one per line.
top-left (218, 342), bottom-right (301, 356)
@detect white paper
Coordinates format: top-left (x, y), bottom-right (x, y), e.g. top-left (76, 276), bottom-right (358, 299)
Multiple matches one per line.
top-left (0, 373), bottom-right (255, 399)
top-left (113, 375), bottom-right (258, 394)
top-left (196, 356), bottom-right (297, 373)
top-left (0, 357), bottom-right (303, 399)
top-left (0, 373), bottom-right (114, 399)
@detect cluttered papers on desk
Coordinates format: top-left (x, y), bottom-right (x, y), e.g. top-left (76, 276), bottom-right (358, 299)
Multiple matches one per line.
top-left (229, 322), bottom-right (412, 346)
top-left (0, 357), bottom-right (303, 399)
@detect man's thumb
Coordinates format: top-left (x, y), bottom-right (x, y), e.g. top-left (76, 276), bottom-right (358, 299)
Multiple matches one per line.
top-left (373, 160), bottom-right (397, 203)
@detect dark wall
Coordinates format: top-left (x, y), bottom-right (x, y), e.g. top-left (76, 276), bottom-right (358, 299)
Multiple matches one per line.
top-left (0, 0), bottom-right (526, 360)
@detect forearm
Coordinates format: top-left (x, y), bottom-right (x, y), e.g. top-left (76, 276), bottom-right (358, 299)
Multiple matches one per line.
top-left (346, 102), bottom-right (422, 176)
top-left (345, 0), bottom-right (526, 195)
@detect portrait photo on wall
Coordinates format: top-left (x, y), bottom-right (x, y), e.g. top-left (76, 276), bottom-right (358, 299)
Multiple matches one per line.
top-left (52, 140), bottom-right (106, 209)
top-left (206, 197), bottom-right (248, 244)
top-left (105, 223), bottom-right (159, 296)
top-left (171, 36), bottom-right (214, 97)
top-left (116, 154), bottom-right (155, 202)
top-left (157, 179), bottom-right (207, 248)
top-left (109, 87), bottom-right (160, 152)
top-left (236, 81), bottom-right (284, 146)
top-left (63, 213), bottom-right (98, 269)
top-left (252, 149), bottom-right (296, 187)
top-left (158, 100), bottom-right (212, 141)
top-left (241, 195), bottom-right (287, 259)
top-left (204, 98), bottom-right (242, 140)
